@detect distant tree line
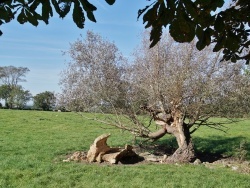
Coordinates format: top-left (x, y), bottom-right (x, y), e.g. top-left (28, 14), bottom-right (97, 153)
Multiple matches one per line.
top-left (0, 66), bottom-right (57, 111)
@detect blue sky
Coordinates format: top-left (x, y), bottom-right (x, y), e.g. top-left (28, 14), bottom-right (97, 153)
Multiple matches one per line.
top-left (0, 1), bottom-right (149, 96)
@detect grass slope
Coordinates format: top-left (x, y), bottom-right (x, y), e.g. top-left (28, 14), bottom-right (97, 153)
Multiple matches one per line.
top-left (0, 110), bottom-right (249, 187)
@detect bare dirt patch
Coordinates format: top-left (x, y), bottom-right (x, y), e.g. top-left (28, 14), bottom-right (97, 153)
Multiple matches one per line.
top-left (61, 134), bottom-right (249, 174)
top-left (62, 146), bottom-right (250, 175)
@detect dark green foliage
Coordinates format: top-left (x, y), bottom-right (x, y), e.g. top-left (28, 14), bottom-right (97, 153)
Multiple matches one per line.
top-left (10, 86), bottom-right (32, 109)
top-left (105, 0), bottom-right (116, 5)
top-left (138, 0), bottom-right (250, 63)
top-left (0, 66), bottom-right (31, 108)
top-left (0, 84), bottom-right (11, 104)
top-left (0, 0), bottom-right (97, 32)
top-left (0, 1), bottom-right (14, 32)
top-left (0, 84), bottom-right (32, 109)
top-left (33, 91), bottom-right (56, 111)
top-left (73, 0), bottom-right (85, 28)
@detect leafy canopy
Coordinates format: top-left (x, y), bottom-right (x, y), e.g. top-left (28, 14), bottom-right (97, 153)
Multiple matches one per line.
top-left (33, 91), bottom-right (56, 111)
top-left (0, 0), bottom-right (249, 63)
top-left (138, 0), bottom-right (250, 63)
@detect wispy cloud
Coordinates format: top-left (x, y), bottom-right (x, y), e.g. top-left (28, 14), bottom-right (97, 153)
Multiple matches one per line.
top-left (0, 55), bottom-right (63, 60)
top-left (97, 20), bottom-right (141, 27)
top-left (0, 45), bottom-right (65, 52)
top-left (0, 37), bottom-right (68, 47)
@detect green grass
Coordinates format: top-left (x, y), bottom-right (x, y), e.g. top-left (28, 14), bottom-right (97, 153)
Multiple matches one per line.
top-left (0, 110), bottom-right (249, 188)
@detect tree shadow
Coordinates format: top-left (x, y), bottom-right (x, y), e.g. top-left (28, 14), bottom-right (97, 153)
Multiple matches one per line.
top-left (136, 135), bottom-right (249, 163)
top-left (119, 155), bottom-right (145, 164)
top-left (193, 136), bottom-right (249, 162)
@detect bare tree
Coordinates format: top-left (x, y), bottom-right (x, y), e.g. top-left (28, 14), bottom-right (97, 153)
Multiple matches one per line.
top-left (59, 31), bottom-right (128, 112)
top-left (124, 32), bottom-right (249, 162)
top-left (59, 31), bottom-right (250, 163)
top-left (0, 66), bottom-right (29, 87)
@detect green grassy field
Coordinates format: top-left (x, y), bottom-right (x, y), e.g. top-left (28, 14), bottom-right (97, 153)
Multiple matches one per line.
top-left (0, 110), bottom-right (249, 188)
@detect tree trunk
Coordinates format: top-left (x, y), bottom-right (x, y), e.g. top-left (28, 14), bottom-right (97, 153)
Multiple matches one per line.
top-left (167, 112), bottom-right (196, 163)
top-left (145, 107), bottom-right (196, 163)
top-left (168, 135), bottom-right (195, 163)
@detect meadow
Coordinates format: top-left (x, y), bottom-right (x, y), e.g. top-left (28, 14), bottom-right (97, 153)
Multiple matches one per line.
top-left (0, 109), bottom-right (249, 188)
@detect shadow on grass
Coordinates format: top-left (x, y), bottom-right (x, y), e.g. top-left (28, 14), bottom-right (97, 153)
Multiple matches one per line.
top-left (194, 136), bottom-right (249, 162)
top-left (136, 136), bottom-right (249, 163)
top-left (119, 155), bottom-right (145, 164)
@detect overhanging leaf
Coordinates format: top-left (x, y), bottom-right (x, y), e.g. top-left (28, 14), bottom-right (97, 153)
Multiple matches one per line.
top-left (17, 9), bottom-right (27, 24)
top-left (214, 14), bottom-right (224, 33)
top-left (204, 28), bottom-right (212, 45)
top-left (225, 32), bottom-right (241, 51)
top-left (183, 0), bottom-right (198, 21)
top-left (79, 0), bottom-right (96, 22)
top-left (51, 0), bottom-right (61, 15)
top-left (196, 25), bottom-right (203, 40)
top-left (0, 5), bottom-right (14, 23)
top-left (72, 1), bottom-right (85, 28)
top-left (196, 26), bottom-right (207, 50)
top-left (137, 5), bottom-right (150, 20)
top-left (105, 0), bottom-right (115, 5)
top-left (167, 0), bottom-right (176, 10)
top-left (25, 9), bottom-right (39, 26)
top-left (169, 14), bottom-right (195, 42)
top-left (149, 26), bottom-right (162, 48)
top-left (58, 1), bottom-right (72, 18)
top-left (143, 2), bottom-right (159, 28)
top-left (87, 11), bottom-right (96, 22)
top-left (30, 0), bottom-right (41, 11)
top-left (158, 2), bottom-right (172, 26)
top-left (213, 35), bottom-right (225, 52)
top-left (195, 0), bottom-right (212, 7)
top-left (209, 0), bottom-right (225, 11)
top-left (196, 39), bottom-right (206, 51)
top-left (41, 0), bottom-right (53, 23)
top-left (79, 0), bottom-right (97, 12)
